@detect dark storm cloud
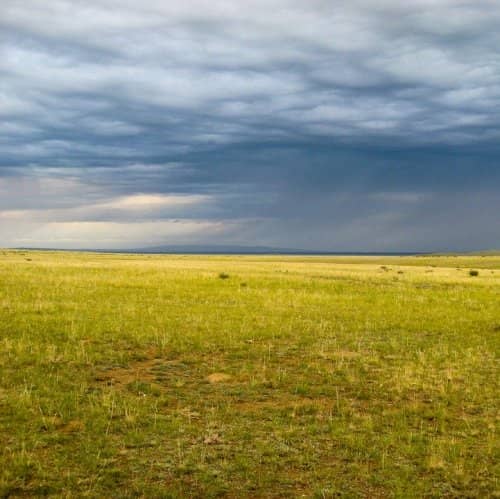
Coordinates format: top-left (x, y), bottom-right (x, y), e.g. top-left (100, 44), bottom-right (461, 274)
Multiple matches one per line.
top-left (0, 0), bottom-right (499, 250)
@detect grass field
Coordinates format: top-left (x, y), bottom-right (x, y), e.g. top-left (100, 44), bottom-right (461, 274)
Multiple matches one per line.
top-left (0, 250), bottom-right (499, 497)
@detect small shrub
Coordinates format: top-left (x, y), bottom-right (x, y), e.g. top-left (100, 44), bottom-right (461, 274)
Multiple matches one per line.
top-left (469, 270), bottom-right (479, 277)
top-left (218, 272), bottom-right (230, 279)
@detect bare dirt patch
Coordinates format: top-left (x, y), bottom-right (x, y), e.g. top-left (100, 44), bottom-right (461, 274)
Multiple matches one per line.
top-left (206, 373), bottom-right (232, 383)
top-left (95, 358), bottom-right (160, 386)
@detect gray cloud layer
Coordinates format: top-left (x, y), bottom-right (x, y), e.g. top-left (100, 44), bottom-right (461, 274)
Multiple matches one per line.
top-left (1, 0), bottom-right (499, 250)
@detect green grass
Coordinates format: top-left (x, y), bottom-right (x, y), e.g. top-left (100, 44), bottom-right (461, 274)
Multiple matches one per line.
top-left (0, 250), bottom-right (499, 497)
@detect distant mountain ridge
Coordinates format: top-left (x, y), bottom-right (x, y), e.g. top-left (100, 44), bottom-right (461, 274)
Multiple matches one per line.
top-left (131, 244), bottom-right (311, 254)
top-left (10, 244), bottom-right (427, 255)
top-left (18, 244), bottom-right (498, 255)
top-left (119, 244), bottom-right (426, 256)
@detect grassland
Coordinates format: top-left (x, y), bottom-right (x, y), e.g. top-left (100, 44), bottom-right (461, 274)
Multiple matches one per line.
top-left (0, 250), bottom-right (499, 497)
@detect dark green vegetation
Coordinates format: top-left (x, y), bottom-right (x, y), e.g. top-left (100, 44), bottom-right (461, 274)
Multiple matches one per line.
top-left (1, 251), bottom-right (499, 497)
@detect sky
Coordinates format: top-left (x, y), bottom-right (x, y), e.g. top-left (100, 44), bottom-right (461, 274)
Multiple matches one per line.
top-left (1, 0), bottom-right (499, 252)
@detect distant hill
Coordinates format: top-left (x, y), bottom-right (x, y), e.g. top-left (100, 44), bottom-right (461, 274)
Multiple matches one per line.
top-left (129, 245), bottom-right (423, 256)
top-left (11, 244), bottom-right (425, 255)
top-left (132, 244), bottom-right (318, 254)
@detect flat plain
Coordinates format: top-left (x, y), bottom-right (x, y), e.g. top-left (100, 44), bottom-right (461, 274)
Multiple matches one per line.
top-left (0, 250), bottom-right (499, 497)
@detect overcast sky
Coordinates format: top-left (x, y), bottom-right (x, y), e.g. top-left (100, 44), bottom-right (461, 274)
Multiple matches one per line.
top-left (1, 0), bottom-right (499, 251)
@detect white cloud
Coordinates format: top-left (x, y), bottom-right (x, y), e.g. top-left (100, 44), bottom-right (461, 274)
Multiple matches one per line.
top-left (6, 220), bottom-right (227, 249)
